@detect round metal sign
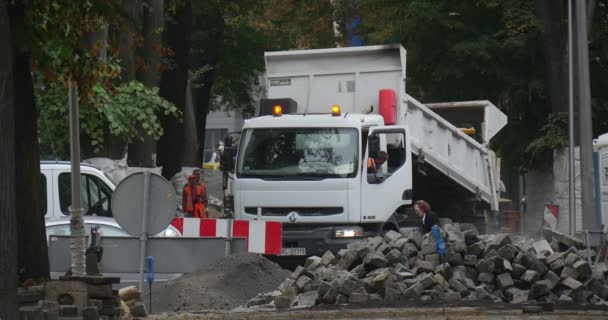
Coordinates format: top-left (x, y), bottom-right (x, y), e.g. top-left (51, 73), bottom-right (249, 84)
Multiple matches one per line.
top-left (111, 172), bottom-right (177, 236)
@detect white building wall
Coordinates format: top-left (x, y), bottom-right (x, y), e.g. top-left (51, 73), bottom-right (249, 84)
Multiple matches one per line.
top-left (523, 146), bottom-right (601, 235)
top-left (524, 169), bottom-right (555, 234)
top-left (203, 76), bottom-right (264, 161)
top-left (553, 147), bottom-right (584, 233)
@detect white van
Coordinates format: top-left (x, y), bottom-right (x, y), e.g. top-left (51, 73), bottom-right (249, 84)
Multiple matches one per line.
top-left (41, 161), bottom-right (117, 219)
top-left (41, 161), bottom-right (180, 237)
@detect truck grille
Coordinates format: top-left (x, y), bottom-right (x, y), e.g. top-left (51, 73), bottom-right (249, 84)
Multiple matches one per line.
top-left (281, 224), bottom-right (334, 232)
top-left (244, 207), bottom-right (343, 217)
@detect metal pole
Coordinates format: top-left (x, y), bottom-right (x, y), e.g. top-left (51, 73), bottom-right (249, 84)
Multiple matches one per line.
top-left (69, 82), bottom-right (86, 276)
top-left (139, 172), bottom-right (151, 291)
top-left (584, 230), bottom-right (592, 266)
top-left (225, 219), bottom-right (233, 257)
top-left (568, 0), bottom-right (577, 236)
top-left (518, 174), bottom-right (525, 235)
top-left (575, 0), bottom-right (596, 232)
top-left (594, 152), bottom-right (603, 226)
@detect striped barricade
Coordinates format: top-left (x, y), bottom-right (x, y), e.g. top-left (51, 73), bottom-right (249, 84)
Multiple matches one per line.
top-left (170, 218), bottom-right (282, 255)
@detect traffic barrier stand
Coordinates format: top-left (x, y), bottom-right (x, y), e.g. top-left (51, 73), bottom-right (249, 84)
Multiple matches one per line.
top-left (170, 218), bottom-right (282, 255)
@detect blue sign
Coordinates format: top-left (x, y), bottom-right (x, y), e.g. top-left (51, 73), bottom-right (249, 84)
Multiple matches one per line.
top-left (346, 17), bottom-right (362, 47)
top-left (432, 225), bottom-right (447, 256)
top-left (146, 256), bottom-right (155, 285)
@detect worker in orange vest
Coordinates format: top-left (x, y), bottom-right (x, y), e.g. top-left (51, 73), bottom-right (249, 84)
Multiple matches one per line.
top-left (367, 151), bottom-right (388, 174)
top-left (192, 169), bottom-right (208, 218)
top-left (182, 175), bottom-right (207, 218)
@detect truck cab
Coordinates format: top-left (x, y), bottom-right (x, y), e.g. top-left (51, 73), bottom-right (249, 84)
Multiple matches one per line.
top-left (231, 110), bottom-right (413, 256)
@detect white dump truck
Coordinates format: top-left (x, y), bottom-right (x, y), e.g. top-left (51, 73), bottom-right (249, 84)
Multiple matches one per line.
top-left (221, 45), bottom-right (507, 257)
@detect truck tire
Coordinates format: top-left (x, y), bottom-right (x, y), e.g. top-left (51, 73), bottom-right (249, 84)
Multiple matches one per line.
top-left (382, 214), bottom-right (400, 233)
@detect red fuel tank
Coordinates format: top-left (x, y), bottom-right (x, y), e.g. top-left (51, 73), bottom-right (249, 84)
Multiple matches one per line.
top-left (379, 89), bottom-right (397, 125)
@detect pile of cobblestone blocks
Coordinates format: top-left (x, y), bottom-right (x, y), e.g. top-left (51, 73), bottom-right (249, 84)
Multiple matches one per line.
top-left (17, 276), bottom-right (128, 320)
top-left (248, 226), bottom-right (608, 309)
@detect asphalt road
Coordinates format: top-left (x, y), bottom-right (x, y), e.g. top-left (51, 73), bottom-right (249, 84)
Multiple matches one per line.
top-left (202, 170), bottom-right (224, 201)
top-left (147, 306), bottom-right (608, 320)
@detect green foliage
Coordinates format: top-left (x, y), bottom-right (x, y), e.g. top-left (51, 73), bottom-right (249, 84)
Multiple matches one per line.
top-left (24, 1), bottom-right (123, 104)
top-left (37, 77), bottom-right (181, 159)
top-left (251, 0), bottom-right (337, 50)
top-left (189, 0), bottom-right (266, 117)
top-left (93, 81), bottom-right (181, 139)
top-left (334, 0), bottom-right (554, 170)
top-left (590, 1), bottom-right (608, 137)
top-left (189, 0), bottom-right (338, 118)
top-left (206, 15), bottom-right (266, 117)
top-left (524, 113), bottom-right (568, 170)
top-left (332, 0), bottom-right (608, 172)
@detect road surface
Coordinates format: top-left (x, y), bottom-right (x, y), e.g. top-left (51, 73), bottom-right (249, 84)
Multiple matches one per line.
top-left (147, 306), bottom-right (608, 320)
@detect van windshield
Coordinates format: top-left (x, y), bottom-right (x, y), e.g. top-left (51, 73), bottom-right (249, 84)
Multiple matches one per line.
top-left (237, 128), bottom-right (358, 179)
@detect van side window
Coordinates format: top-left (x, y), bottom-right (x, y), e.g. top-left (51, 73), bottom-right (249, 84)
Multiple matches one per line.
top-left (40, 173), bottom-right (47, 215)
top-left (59, 173), bottom-right (113, 217)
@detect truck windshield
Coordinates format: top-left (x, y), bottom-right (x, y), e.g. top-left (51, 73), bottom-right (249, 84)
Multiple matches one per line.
top-left (238, 128), bottom-right (358, 179)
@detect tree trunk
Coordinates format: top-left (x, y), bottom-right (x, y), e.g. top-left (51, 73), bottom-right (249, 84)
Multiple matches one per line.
top-left (81, 26), bottom-right (126, 159)
top-left (13, 52), bottom-right (50, 281)
top-left (0, 1), bottom-right (18, 317)
top-left (194, 83), bottom-right (212, 163)
top-left (100, 130), bottom-right (126, 159)
top-left (10, 1), bottom-right (49, 282)
top-left (119, 0), bottom-right (138, 82)
top-left (157, 0), bottom-right (191, 179)
top-left (137, 0), bottom-right (164, 87)
top-left (129, 0), bottom-right (164, 167)
top-left (97, 0), bottom-right (141, 160)
top-left (191, 3), bottom-right (224, 164)
top-left (587, 0), bottom-right (596, 30)
top-left (182, 80), bottom-right (199, 166)
top-left (535, 0), bottom-right (568, 113)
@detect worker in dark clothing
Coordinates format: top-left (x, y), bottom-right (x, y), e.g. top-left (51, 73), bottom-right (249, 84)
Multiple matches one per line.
top-left (414, 199), bottom-right (439, 234)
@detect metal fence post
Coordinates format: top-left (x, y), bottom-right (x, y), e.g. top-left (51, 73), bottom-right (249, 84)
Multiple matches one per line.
top-left (225, 219), bottom-right (233, 257)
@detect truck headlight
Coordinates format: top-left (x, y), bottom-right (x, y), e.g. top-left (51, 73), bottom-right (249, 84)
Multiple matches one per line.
top-left (334, 226), bottom-right (363, 238)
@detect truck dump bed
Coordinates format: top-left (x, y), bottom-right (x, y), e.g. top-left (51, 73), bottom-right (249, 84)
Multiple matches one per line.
top-left (264, 45), bottom-right (506, 211)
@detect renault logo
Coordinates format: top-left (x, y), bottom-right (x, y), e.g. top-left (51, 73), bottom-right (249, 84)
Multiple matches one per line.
top-left (288, 211), bottom-right (298, 223)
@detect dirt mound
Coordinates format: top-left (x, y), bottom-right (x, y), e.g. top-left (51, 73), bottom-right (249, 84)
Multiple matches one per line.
top-left (147, 253), bottom-right (290, 312)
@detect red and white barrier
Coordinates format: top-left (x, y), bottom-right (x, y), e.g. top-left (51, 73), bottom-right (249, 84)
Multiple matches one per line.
top-left (170, 218), bottom-right (282, 255)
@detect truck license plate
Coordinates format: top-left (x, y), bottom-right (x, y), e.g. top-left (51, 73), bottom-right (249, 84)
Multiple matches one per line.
top-left (281, 247), bottom-right (306, 256)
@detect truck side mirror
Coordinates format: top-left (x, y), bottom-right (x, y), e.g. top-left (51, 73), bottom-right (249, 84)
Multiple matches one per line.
top-left (224, 135), bottom-right (233, 148)
top-left (368, 134), bottom-right (380, 159)
top-left (222, 147), bottom-right (235, 172)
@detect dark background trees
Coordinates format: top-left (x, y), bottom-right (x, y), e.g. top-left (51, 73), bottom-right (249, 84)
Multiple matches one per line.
top-left (3, 3), bottom-right (608, 309)
top-left (28, 0), bottom-right (608, 174)
top-left (157, 0), bottom-right (192, 179)
top-left (11, 2), bottom-right (49, 280)
top-left (0, 1), bottom-right (18, 317)
top-left (335, 0), bottom-right (608, 171)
